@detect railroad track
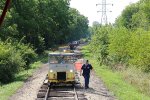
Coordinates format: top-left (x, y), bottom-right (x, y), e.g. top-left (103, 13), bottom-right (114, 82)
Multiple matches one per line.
top-left (36, 72), bottom-right (86, 100)
top-left (36, 83), bottom-right (87, 100)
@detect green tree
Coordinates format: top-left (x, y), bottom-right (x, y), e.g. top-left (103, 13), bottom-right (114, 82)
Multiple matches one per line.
top-left (108, 27), bottom-right (130, 65)
top-left (89, 25), bottom-right (111, 65)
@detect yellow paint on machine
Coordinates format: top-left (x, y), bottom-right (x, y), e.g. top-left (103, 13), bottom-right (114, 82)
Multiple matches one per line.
top-left (48, 71), bottom-right (75, 83)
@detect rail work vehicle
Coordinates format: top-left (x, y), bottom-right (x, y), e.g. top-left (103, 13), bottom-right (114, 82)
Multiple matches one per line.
top-left (48, 52), bottom-right (77, 85)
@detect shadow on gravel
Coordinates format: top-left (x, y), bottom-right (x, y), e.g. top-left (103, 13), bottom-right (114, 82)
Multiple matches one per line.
top-left (84, 87), bottom-right (110, 97)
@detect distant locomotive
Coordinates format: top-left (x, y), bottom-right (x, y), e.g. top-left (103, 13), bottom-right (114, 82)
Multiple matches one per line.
top-left (48, 52), bottom-right (76, 84)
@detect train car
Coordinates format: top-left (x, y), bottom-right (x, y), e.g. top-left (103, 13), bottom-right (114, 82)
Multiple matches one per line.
top-left (58, 46), bottom-right (69, 51)
top-left (48, 52), bottom-right (76, 85)
top-left (58, 46), bottom-right (74, 53)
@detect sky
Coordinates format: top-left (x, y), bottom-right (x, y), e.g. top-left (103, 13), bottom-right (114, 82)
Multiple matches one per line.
top-left (70, 0), bottom-right (139, 26)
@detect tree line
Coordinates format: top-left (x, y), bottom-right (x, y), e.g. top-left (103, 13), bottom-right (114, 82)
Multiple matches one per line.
top-left (89, 0), bottom-right (150, 72)
top-left (0, 0), bottom-right (89, 83)
top-left (0, 0), bottom-right (89, 53)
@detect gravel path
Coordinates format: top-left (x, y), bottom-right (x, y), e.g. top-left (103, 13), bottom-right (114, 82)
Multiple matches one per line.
top-left (9, 63), bottom-right (48, 100)
top-left (78, 70), bottom-right (116, 100)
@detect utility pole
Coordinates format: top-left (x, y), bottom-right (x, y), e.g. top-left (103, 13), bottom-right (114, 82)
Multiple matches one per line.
top-left (0, 0), bottom-right (11, 27)
top-left (96, 0), bottom-right (113, 25)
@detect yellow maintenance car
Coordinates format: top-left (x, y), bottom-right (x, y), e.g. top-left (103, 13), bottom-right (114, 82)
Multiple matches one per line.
top-left (48, 52), bottom-right (76, 84)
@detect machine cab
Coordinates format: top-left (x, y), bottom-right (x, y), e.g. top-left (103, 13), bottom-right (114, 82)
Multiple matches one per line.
top-left (48, 52), bottom-right (76, 83)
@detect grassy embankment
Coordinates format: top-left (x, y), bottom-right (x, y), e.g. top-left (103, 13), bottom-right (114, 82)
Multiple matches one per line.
top-left (82, 46), bottom-right (150, 100)
top-left (0, 54), bottom-right (47, 100)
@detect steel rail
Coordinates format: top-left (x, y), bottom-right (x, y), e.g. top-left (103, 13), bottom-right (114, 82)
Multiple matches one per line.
top-left (44, 84), bottom-right (50, 100)
top-left (74, 87), bottom-right (79, 100)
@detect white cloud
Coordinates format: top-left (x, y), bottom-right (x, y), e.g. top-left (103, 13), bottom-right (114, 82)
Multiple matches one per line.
top-left (70, 0), bottom-right (139, 26)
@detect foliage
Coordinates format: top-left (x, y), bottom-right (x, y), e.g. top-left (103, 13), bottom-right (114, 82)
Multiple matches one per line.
top-left (128, 29), bottom-right (150, 71)
top-left (108, 27), bottom-right (130, 65)
top-left (82, 46), bottom-right (150, 100)
top-left (68, 8), bottom-right (89, 41)
top-left (90, 25), bottom-right (150, 71)
top-left (0, 40), bottom-right (37, 83)
top-left (89, 0), bottom-right (150, 71)
top-left (89, 25), bottom-right (111, 65)
top-left (15, 42), bottom-right (37, 69)
top-left (0, 0), bottom-right (89, 83)
top-left (115, 3), bottom-right (139, 29)
top-left (115, 0), bottom-right (150, 30)
top-left (88, 0), bottom-right (150, 98)
top-left (0, 0), bottom-right (89, 53)
top-left (122, 67), bottom-right (150, 96)
top-left (0, 61), bottom-right (42, 100)
top-left (0, 41), bottom-right (25, 83)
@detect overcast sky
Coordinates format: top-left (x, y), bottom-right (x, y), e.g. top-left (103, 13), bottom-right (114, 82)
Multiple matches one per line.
top-left (70, 0), bottom-right (139, 26)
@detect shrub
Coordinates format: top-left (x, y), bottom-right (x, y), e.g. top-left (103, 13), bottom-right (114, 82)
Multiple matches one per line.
top-left (89, 26), bottom-right (110, 65)
top-left (108, 27), bottom-right (130, 65)
top-left (15, 43), bottom-right (37, 69)
top-left (128, 29), bottom-right (150, 71)
top-left (0, 42), bottom-right (25, 83)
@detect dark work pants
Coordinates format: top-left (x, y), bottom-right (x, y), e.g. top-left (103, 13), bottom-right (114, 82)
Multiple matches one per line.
top-left (84, 75), bottom-right (90, 88)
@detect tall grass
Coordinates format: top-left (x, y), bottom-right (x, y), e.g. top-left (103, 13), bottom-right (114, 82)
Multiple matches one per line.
top-left (122, 68), bottom-right (150, 96)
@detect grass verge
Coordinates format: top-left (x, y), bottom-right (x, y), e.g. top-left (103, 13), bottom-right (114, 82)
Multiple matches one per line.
top-left (82, 46), bottom-right (150, 100)
top-left (0, 61), bottom-right (43, 100)
top-left (121, 68), bottom-right (150, 96)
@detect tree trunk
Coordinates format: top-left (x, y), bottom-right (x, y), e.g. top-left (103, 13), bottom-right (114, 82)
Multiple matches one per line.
top-left (0, 0), bottom-right (11, 27)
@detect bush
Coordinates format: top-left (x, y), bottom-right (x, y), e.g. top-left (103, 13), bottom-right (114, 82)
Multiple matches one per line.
top-left (0, 42), bottom-right (25, 83)
top-left (89, 26), bottom-right (110, 65)
top-left (128, 29), bottom-right (150, 71)
top-left (15, 43), bottom-right (37, 69)
top-left (0, 40), bottom-right (37, 83)
top-left (108, 27), bottom-right (130, 65)
top-left (108, 28), bottom-right (150, 71)
top-left (89, 25), bottom-right (150, 72)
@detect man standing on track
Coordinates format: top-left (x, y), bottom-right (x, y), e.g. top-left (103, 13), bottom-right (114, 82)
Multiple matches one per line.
top-left (80, 60), bottom-right (93, 89)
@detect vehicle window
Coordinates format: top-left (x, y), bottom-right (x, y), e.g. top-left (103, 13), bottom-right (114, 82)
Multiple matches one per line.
top-left (49, 55), bottom-right (76, 64)
top-left (49, 56), bottom-right (58, 64)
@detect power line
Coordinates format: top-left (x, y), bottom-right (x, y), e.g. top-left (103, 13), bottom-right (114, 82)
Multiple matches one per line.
top-left (96, 0), bottom-right (113, 25)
